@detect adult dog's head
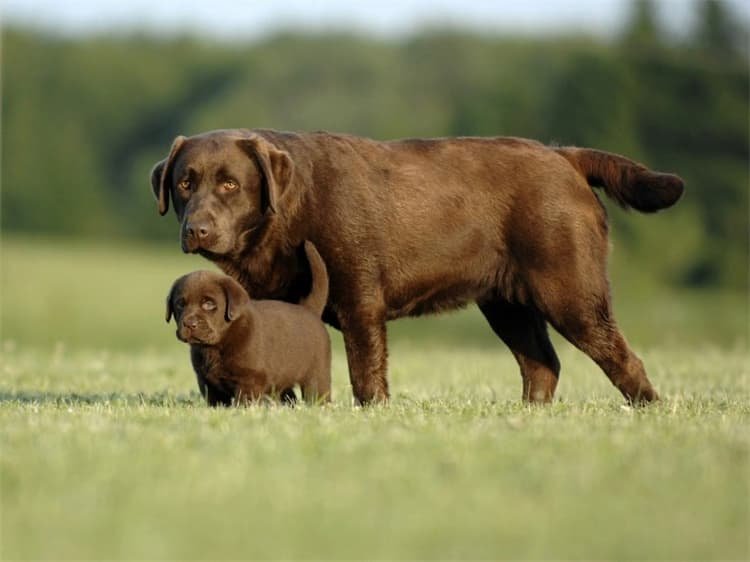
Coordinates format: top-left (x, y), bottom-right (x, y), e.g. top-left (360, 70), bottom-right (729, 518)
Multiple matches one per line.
top-left (150, 130), bottom-right (294, 256)
top-left (166, 270), bottom-right (250, 346)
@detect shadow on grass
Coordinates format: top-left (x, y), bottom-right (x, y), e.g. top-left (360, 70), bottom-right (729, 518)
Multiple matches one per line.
top-left (0, 390), bottom-right (200, 407)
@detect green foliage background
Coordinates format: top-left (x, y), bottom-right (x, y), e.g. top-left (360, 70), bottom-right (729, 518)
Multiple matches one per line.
top-left (2, 2), bottom-right (748, 291)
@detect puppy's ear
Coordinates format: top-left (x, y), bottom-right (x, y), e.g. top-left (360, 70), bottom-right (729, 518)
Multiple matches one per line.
top-left (220, 277), bottom-right (248, 322)
top-left (236, 136), bottom-right (293, 214)
top-left (165, 282), bottom-right (177, 323)
top-left (150, 135), bottom-right (186, 216)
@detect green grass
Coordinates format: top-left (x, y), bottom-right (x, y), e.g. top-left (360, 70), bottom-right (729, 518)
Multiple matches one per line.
top-left (1, 236), bottom-right (748, 559)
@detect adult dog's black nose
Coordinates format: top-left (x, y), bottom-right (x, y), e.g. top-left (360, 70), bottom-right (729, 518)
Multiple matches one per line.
top-left (186, 222), bottom-right (210, 240)
top-left (182, 214), bottom-right (217, 253)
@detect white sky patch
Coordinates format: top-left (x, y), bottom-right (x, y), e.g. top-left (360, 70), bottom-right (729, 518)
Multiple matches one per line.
top-left (2, 0), bottom-right (748, 41)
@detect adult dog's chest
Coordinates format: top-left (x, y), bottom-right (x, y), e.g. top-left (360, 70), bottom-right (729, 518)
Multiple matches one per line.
top-left (219, 250), bottom-right (309, 305)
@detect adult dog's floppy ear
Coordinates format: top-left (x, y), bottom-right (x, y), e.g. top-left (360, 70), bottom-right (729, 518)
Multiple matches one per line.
top-left (150, 135), bottom-right (186, 216)
top-left (220, 277), bottom-right (248, 322)
top-left (236, 136), bottom-right (293, 214)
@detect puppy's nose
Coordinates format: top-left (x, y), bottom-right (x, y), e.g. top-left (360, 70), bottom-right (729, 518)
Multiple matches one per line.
top-left (186, 222), bottom-right (211, 240)
top-left (183, 317), bottom-right (199, 329)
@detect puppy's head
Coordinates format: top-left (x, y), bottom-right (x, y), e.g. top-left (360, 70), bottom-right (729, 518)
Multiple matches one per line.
top-left (165, 271), bottom-right (249, 346)
top-left (150, 130), bottom-right (294, 257)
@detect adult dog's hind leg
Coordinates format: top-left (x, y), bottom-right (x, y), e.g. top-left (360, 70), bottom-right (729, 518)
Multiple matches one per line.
top-left (478, 299), bottom-right (560, 403)
top-left (529, 228), bottom-right (659, 404)
top-left (541, 290), bottom-right (658, 404)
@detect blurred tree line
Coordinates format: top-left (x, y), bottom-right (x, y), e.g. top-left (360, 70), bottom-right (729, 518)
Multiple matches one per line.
top-left (2, 0), bottom-right (747, 289)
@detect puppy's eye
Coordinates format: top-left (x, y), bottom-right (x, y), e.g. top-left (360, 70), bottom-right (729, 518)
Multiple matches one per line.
top-left (221, 179), bottom-right (238, 192)
top-left (175, 299), bottom-right (186, 311)
top-left (178, 179), bottom-right (191, 191)
top-left (201, 300), bottom-right (216, 311)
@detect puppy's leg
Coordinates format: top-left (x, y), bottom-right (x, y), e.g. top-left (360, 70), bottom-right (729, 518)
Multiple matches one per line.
top-left (233, 377), bottom-right (268, 406)
top-left (301, 332), bottom-right (332, 405)
top-left (195, 370), bottom-right (209, 400)
top-left (204, 383), bottom-right (233, 407)
top-left (280, 388), bottom-right (298, 406)
top-left (340, 306), bottom-right (389, 405)
top-left (478, 299), bottom-right (560, 403)
top-left (301, 368), bottom-right (331, 404)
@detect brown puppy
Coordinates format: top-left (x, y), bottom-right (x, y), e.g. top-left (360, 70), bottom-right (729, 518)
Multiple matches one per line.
top-left (151, 129), bottom-right (684, 405)
top-left (166, 241), bottom-right (331, 406)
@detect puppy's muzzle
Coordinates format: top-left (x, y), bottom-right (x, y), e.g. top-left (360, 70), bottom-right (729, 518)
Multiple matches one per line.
top-left (177, 315), bottom-right (212, 344)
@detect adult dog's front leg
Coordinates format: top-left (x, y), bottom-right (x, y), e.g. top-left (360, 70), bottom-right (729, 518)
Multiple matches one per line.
top-left (340, 309), bottom-right (389, 405)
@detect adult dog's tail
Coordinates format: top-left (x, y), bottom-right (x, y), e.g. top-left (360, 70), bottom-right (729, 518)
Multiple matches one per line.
top-left (555, 147), bottom-right (684, 213)
top-left (300, 241), bottom-right (329, 317)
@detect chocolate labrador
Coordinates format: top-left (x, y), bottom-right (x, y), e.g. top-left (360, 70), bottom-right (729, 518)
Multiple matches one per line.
top-left (166, 241), bottom-right (331, 406)
top-left (150, 129), bottom-right (683, 405)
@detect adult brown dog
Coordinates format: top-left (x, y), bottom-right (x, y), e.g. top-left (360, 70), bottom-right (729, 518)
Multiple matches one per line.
top-left (150, 129), bottom-right (683, 405)
top-left (166, 241), bottom-right (331, 406)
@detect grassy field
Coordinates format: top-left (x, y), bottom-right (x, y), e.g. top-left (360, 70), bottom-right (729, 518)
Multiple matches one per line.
top-left (1, 236), bottom-right (748, 559)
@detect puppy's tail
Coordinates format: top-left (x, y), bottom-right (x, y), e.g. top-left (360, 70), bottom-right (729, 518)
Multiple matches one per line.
top-left (554, 147), bottom-right (684, 213)
top-left (300, 241), bottom-right (329, 317)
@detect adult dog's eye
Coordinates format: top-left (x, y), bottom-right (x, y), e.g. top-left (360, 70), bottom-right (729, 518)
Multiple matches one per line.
top-left (178, 179), bottom-right (191, 191)
top-left (221, 180), bottom-right (238, 192)
top-left (201, 300), bottom-right (216, 311)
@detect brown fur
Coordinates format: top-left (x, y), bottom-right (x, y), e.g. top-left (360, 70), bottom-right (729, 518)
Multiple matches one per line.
top-left (165, 241), bottom-right (331, 406)
top-left (151, 129), bottom-right (684, 405)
